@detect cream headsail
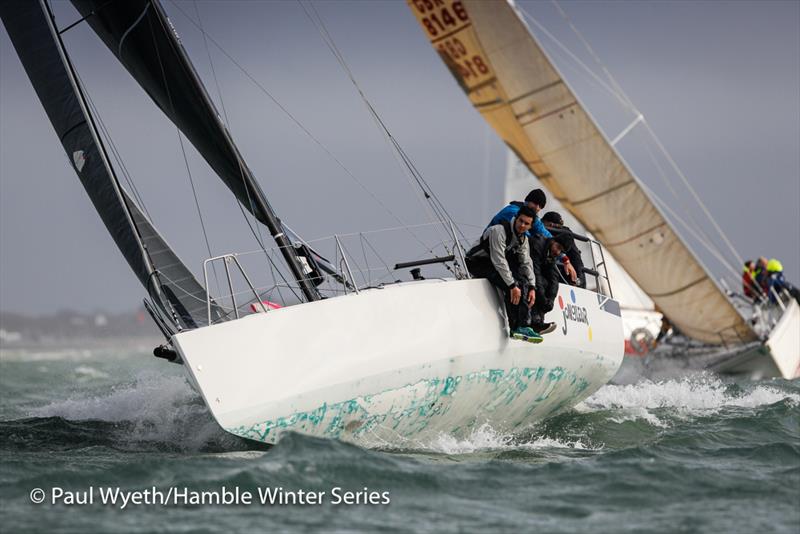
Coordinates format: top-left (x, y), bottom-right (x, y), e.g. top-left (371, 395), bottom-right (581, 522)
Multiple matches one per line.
top-left (407, 0), bottom-right (756, 344)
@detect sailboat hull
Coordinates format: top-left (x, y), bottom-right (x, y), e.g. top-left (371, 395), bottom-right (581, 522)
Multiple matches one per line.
top-left (613, 300), bottom-right (800, 383)
top-left (172, 279), bottom-right (623, 447)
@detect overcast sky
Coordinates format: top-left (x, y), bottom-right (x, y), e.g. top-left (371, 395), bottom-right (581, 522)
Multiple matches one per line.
top-left (1, 0), bottom-right (798, 314)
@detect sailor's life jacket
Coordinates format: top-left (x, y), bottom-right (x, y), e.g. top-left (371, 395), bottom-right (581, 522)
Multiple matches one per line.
top-left (742, 266), bottom-right (759, 298)
top-left (466, 218), bottom-right (536, 289)
top-left (488, 201), bottom-right (551, 239)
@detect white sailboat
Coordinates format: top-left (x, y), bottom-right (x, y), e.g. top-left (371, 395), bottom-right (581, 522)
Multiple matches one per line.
top-left (407, 0), bottom-right (799, 381)
top-left (1, 0), bottom-right (625, 447)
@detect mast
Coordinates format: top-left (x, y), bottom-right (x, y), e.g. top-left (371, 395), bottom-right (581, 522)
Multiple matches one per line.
top-left (41, 0), bottom-right (164, 311)
top-left (70, 0), bottom-right (320, 302)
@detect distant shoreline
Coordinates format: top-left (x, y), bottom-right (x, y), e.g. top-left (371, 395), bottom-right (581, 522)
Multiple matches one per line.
top-left (1, 309), bottom-right (162, 348)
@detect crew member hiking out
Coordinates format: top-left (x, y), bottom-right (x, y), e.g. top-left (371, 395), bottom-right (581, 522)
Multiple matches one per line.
top-left (529, 232), bottom-right (571, 335)
top-left (755, 257), bottom-right (770, 295)
top-left (766, 258), bottom-right (800, 305)
top-left (742, 260), bottom-right (762, 300)
top-left (466, 205), bottom-right (542, 343)
top-left (541, 211), bottom-right (586, 289)
top-left (489, 189), bottom-right (578, 284)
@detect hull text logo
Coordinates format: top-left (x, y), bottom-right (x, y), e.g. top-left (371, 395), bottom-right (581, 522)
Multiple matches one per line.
top-left (559, 289), bottom-right (588, 335)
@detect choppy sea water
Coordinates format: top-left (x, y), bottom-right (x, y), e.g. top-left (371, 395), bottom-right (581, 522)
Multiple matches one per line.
top-left (0, 343), bottom-right (798, 534)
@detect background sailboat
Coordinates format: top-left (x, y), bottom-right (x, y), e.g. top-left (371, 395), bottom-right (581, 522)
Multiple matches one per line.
top-left (407, 0), bottom-right (799, 379)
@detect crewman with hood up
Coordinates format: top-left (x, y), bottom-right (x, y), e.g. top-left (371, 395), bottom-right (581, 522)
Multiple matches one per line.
top-left (529, 232), bottom-right (571, 334)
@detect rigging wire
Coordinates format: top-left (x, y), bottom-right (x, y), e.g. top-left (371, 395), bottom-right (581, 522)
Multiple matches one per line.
top-left (165, 0), bottom-right (439, 259)
top-left (297, 0), bottom-right (468, 244)
top-left (173, 129), bottom-right (222, 297)
top-left (534, 1), bottom-right (744, 268)
top-left (190, 0), bottom-right (300, 303)
top-left (191, 0), bottom-right (265, 248)
top-left (146, 10), bottom-right (222, 298)
top-left (517, 4), bottom-right (636, 115)
top-left (640, 119), bottom-right (745, 267)
top-left (79, 82), bottom-right (151, 221)
top-left (500, 4), bottom-right (736, 273)
top-left (638, 180), bottom-right (742, 282)
top-left (550, 1), bottom-right (638, 112)
top-left (548, 1), bottom-right (737, 268)
top-left (635, 134), bottom-right (730, 265)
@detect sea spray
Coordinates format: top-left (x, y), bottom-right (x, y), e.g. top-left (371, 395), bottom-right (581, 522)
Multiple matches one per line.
top-left (24, 371), bottom-right (239, 452)
top-left (2, 349), bottom-right (799, 533)
top-left (580, 374), bottom-right (800, 425)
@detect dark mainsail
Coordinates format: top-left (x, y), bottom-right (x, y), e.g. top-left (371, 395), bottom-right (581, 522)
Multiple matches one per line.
top-left (0, 0), bottom-right (221, 330)
top-left (71, 0), bottom-right (320, 302)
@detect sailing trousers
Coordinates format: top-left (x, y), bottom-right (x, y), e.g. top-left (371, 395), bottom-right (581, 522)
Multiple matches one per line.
top-left (466, 257), bottom-right (532, 331)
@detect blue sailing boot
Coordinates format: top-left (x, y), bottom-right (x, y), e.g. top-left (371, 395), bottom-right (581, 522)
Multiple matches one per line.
top-left (511, 326), bottom-right (543, 344)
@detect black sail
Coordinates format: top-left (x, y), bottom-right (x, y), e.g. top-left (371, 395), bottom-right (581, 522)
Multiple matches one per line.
top-left (1, 0), bottom-right (219, 330)
top-left (126, 190), bottom-right (224, 328)
top-left (71, 0), bottom-right (320, 301)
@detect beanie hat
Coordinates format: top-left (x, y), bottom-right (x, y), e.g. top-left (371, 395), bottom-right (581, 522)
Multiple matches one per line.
top-left (553, 233), bottom-right (574, 251)
top-left (541, 211), bottom-right (563, 225)
top-left (524, 189), bottom-right (547, 208)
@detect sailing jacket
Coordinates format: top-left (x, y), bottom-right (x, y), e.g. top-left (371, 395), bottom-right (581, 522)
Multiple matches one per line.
top-left (768, 272), bottom-right (796, 304)
top-left (488, 202), bottom-right (551, 239)
top-left (467, 218), bottom-right (536, 289)
top-left (489, 202), bottom-right (574, 271)
top-left (742, 267), bottom-right (759, 298)
top-left (530, 234), bottom-right (561, 307)
top-left (557, 226), bottom-right (586, 288)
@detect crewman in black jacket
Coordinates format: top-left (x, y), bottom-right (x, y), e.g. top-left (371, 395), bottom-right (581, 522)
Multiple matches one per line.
top-left (529, 233), bottom-right (570, 334)
top-left (541, 211), bottom-right (586, 289)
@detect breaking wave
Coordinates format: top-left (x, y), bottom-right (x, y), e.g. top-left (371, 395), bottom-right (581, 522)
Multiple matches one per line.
top-left (8, 372), bottom-right (252, 452)
top-left (4, 369), bottom-right (797, 457)
top-left (578, 374), bottom-right (799, 426)
top-left (28, 372), bottom-right (197, 423)
top-left (379, 375), bottom-right (799, 455)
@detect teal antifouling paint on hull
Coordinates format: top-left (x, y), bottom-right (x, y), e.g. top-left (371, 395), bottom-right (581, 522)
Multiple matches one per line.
top-left (441, 376), bottom-right (458, 396)
top-left (227, 366), bottom-right (596, 445)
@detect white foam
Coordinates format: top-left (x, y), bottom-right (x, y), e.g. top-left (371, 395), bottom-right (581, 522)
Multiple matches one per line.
top-left (73, 365), bottom-right (111, 380)
top-left (578, 375), bottom-right (799, 425)
top-left (424, 423), bottom-right (593, 455)
top-left (1, 348), bottom-right (96, 362)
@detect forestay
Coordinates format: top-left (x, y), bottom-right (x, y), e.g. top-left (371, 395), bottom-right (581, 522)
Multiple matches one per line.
top-left (407, 0), bottom-right (755, 344)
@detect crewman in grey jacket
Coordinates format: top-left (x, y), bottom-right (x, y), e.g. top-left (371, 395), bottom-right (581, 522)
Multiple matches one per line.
top-left (465, 205), bottom-right (542, 342)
